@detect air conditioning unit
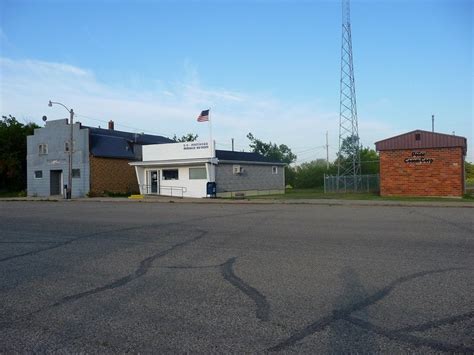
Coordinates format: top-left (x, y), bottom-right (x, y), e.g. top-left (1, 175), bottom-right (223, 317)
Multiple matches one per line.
top-left (233, 165), bottom-right (244, 175)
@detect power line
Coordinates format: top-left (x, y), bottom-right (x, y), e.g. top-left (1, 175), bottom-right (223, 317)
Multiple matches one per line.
top-left (294, 145), bottom-right (326, 155)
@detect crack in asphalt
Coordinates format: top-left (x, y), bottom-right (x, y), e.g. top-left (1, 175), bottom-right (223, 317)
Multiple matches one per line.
top-left (161, 263), bottom-right (225, 269)
top-left (0, 209), bottom-right (268, 263)
top-left (221, 257), bottom-right (270, 322)
top-left (346, 315), bottom-right (474, 353)
top-left (51, 230), bottom-right (208, 307)
top-left (0, 225), bottom-right (146, 263)
top-left (0, 229), bottom-right (208, 328)
top-left (267, 267), bottom-right (466, 352)
top-left (393, 310), bottom-right (474, 333)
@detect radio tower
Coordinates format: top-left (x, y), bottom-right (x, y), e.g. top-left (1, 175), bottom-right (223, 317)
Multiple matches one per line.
top-left (337, 0), bottom-right (361, 190)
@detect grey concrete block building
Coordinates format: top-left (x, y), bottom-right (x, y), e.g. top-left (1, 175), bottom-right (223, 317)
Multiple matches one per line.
top-left (27, 119), bottom-right (90, 197)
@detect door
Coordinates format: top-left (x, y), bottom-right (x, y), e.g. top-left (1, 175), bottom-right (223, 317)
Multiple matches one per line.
top-left (50, 170), bottom-right (62, 195)
top-left (150, 170), bottom-right (158, 194)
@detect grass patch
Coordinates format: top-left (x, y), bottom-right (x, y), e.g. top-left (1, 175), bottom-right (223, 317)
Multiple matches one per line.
top-left (248, 188), bottom-right (474, 203)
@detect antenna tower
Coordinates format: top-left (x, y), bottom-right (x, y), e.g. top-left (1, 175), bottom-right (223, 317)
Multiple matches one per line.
top-left (337, 0), bottom-right (361, 190)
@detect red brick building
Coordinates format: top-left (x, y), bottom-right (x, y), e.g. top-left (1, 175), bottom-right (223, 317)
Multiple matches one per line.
top-left (375, 130), bottom-right (467, 197)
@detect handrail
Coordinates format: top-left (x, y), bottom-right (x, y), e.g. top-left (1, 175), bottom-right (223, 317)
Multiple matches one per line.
top-left (140, 184), bottom-right (188, 198)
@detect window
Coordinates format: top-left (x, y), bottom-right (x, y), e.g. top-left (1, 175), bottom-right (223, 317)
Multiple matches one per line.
top-left (72, 169), bottom-right (81, 178)
top-left (233, 165), bottom-right (243, 175)
top-left (65, 141), bottom-right (76, 152)
top-left (34, 170), bottom-right (43, 179)
top-left (415, 133), bottom-right (421, 141)
top-left (272, 166), bottom-right (278, 175)
top-left (189, 167), bottom-right (207, 180)
top-left (162, 169), bottom-right (179, 180)
top-left (38, 144), bottom-right (48, 155)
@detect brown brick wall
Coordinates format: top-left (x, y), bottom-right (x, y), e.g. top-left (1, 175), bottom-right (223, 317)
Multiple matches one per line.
top-left (89, 156), bottom-right (139, 195)
top-left (379, 147), bottom-right (464, 197)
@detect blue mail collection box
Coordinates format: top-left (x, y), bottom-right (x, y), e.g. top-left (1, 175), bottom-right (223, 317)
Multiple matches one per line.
top-left (206, 182), bottom-right (217, 198)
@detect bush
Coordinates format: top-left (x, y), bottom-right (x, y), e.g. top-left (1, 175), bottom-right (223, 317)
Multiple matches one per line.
top-left (104, 191), bottom-right (131, 198)
top-left (290, 161), bottom-right (338, 189)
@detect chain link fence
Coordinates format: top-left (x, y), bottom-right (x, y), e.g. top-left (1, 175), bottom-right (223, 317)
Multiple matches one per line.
top-left (324, 174), bottom-right (380, 193)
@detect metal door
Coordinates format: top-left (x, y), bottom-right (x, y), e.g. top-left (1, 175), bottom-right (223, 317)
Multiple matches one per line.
top-left (150, 170), bottom-right (158, 194)
top-left (50, 170), bottom-right (62, 195)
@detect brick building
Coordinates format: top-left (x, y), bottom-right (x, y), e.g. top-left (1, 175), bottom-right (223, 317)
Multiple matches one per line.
top-left (27, 119), bottom-right (172, 197)
top-left (375, 130), bottom-right (467, 197)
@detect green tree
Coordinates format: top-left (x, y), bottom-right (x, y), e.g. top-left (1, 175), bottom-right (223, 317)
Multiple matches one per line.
top-left (465, 161), bottom-right (473, 178)
top-left (336, 135), bottom-right (379, 175)
top-left (0, 115), bottom-right (39, 192)
top-left (172, 133), bottom-right (198, 142)
top-left (338, 134), bottom-right (360, 161)
top-left (246, 133), bottom-right (296, 164)
top-left (360, 147), bottom-right (379, 174)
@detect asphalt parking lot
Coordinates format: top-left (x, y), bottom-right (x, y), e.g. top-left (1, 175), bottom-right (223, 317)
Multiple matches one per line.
top-left (0, 201), bottom-right (473, 353)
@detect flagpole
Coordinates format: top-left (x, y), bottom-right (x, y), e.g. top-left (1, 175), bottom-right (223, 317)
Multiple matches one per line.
top-left (208, 108), bottom-right (213, 155)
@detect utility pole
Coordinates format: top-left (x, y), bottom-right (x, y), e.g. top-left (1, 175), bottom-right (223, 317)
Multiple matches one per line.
top-left (49, 100), bottom-right (74, 199)
top-left (326, 131), bottom-right (329, 170)
top-left (68, 109), bottom-right (74, 199)
top-left (337, 0), bottom-right (361, 191)
top-left (231, 138), bottom-right (234, 152)
top-left (432, 114), bottom-right (435, 132)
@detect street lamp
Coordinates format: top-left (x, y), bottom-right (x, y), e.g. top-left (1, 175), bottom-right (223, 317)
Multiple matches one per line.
top-left (48, 100), bottom-right (74, 199)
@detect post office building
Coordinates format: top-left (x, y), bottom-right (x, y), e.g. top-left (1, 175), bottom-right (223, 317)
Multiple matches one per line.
top-left (130, 141), bottom-right (285, 198)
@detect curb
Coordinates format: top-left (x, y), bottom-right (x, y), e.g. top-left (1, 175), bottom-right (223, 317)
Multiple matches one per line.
top-left (1, 197), bottom-right (473, 208)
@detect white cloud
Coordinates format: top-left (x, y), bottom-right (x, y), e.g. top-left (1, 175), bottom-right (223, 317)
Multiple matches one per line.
top-left (0, 56), bottom-right (404, 163)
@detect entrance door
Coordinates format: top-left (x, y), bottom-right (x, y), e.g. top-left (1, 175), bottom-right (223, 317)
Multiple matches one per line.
top-left (150, 170), bottom-right (158, 194)
top-left (50, 170), bottom-right (62, 195)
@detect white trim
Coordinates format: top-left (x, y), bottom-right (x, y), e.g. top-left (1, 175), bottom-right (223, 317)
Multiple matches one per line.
top-left (130, 157), bottom-right (215, 167)
top-left (218, 160), bottom-right (286, 166)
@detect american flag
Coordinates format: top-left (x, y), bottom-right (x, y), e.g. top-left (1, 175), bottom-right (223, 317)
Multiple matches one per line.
top-left (197, 109), bottom-right (209, 122)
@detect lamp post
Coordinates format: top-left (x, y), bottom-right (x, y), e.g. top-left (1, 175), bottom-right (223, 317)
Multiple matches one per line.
top-left (48, 100), bottom-right (74, 199)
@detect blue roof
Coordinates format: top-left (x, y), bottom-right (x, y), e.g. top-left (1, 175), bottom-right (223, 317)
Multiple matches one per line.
top-left (216, 150), bottom-right (284, 164)
top-left (86, 127), bottom-right (173, 159)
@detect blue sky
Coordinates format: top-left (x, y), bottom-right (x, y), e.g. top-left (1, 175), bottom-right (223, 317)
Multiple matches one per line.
top-left (1, 0), bottom-right (472, 162)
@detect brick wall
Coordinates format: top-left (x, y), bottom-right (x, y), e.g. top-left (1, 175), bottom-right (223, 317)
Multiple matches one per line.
top-left (379, 147), bottom-right (464, 197)
top-left (89, 156), bottom-right (139, 195)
